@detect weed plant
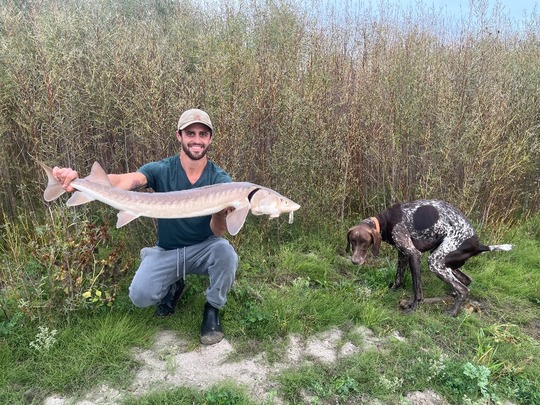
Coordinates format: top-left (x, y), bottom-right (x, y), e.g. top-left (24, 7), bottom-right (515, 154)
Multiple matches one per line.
top-left (0, 206), bottom-right (144, 320)
top-left (1, 0), bottom-right (539, 230)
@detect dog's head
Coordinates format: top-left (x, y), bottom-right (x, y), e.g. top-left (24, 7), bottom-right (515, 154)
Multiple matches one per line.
top-left (346, 223), bottom-right (381, 265)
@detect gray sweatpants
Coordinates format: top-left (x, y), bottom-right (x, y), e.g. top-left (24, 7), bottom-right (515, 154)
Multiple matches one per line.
top-left (128, 236), bottom-right (238, 309)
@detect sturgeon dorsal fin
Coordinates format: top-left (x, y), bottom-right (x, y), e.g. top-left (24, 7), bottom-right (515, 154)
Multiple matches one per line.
top-left (85, 161), bottom-right (113, 187)
top-left (226, 204), bottom-right (250, 236)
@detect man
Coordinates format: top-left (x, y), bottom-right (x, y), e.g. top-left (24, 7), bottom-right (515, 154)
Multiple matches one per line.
top-left (52, 108), bottom-right (238, 345)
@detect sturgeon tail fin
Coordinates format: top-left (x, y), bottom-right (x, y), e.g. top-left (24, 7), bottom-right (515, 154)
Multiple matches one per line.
top-left (38, 161), bottom-right (66, 202)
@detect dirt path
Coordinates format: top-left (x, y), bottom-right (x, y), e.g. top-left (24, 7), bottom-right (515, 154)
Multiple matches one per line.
top-left (44, 326), bottom-right (449, 404)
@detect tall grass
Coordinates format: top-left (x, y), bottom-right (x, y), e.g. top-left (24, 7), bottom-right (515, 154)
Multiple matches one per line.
top-left (0, 0), bottom-right (538, 230)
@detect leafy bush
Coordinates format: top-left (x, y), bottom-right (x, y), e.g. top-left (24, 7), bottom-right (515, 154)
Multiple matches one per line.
top-left (0, 208), bottom-right (134, 319)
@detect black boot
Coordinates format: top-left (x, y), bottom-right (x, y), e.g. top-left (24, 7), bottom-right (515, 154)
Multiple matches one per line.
top-left (200, 302), bottom-right (224, 345)
top-left (154, 279), bottom-right (187, 317)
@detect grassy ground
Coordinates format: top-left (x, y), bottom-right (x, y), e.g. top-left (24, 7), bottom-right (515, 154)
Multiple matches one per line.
top-left (1, 214), bottom-right (539, 404)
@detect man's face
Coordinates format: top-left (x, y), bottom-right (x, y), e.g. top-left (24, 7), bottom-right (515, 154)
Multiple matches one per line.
top-left (178, 123), bottom-right (213, 161)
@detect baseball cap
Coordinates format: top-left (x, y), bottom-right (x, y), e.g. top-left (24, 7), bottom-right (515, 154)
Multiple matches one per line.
top-left (177, 108), bottom-right (213, 132)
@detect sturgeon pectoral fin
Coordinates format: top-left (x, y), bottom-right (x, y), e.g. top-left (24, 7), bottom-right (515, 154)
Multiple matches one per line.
top-left (67, 191), bottom-right (95, 206)
top-left (226, 205), bottom-right (250, 236)
top-left (116, 211), bottom-right (141, 228)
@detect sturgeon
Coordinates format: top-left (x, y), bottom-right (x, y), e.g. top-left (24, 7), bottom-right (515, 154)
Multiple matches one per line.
top-left (39, 161), bottom-right (300, 235)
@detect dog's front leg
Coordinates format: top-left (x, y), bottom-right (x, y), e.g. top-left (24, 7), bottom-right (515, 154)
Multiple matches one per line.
top-left (406, 253), bottom-right (423, 312)
top-left (393, 230), bottom-right (424, 312)
top-left (390, 251), bottom-right (408, 289)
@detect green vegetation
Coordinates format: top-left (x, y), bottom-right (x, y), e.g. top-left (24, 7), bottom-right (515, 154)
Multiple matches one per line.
top-left (1, 212), bottom-right (539, 404)
top-left (1, 0), bottom-right (539, 404)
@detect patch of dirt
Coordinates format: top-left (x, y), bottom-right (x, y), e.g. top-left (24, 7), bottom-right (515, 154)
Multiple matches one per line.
top-left (399, 295), bottom-right (486, 315)
top-left (522, 317), bottom-right (540, 341)
top-left (44, 327), bottom-right (448, 404)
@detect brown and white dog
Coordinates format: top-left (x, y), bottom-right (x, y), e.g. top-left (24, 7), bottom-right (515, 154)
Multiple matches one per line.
top-left (346, 200), bottom-right (512, 316)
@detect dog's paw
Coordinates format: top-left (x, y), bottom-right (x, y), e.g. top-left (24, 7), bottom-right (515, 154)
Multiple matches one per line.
top-left (399, 299), bottom-right (418, 312)
top-left (445, 308), bottom-right (460, 317)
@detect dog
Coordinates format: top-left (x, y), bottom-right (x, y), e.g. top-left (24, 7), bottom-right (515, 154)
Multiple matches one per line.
top-left (346, 200), bottom-right (512, 316)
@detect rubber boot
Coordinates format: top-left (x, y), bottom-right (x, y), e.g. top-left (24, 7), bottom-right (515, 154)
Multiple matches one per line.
top-left (200, 302), bottom-right (224, 345)
top-left (154, 279), bottom-right (187, 317)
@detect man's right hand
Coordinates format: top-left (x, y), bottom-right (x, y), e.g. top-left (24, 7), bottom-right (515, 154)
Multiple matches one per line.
top-left (52, 166), bottom-right (79, 193)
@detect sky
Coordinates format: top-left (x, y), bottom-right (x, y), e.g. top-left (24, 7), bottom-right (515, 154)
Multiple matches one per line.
top-left (399, 0), bottom-right (537, 22)
top-left (328, 0), bottom-right (539, 37)
top-left (326, 0), bottom-right (538, 24)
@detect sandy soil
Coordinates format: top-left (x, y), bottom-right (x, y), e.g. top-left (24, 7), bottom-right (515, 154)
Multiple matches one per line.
top-left (44, 326), bottom-right (452, 405)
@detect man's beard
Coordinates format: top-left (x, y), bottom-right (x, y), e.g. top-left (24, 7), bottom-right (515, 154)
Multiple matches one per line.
top-left (181, 142), bottom-right (209, 160)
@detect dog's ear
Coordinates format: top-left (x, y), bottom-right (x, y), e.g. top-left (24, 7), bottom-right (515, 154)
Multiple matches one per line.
top-left (371, 229), bottom-right (381, 256)
top-left (346, 229), bottom-right (352, 253)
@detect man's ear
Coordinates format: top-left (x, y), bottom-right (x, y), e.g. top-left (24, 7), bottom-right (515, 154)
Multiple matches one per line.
top-left (371, 230), bottom-right (382, 256)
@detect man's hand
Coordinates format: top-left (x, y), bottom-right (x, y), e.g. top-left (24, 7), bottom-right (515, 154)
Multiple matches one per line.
top-left (210, 207), bottom-right (235, 236)
top-left (52, 167), bottom-right (79, 193)
top-left (220, 207), bottom-right (235, 216)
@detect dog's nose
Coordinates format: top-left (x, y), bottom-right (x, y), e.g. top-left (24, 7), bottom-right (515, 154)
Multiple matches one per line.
top-left (350, 256), bottom-right (365, 265)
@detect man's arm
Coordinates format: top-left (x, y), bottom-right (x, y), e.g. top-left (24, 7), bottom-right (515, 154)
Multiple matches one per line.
top-left (108, 172), bottom-right (148, 190)
top-left (52, 167), bottom-right (148, 192)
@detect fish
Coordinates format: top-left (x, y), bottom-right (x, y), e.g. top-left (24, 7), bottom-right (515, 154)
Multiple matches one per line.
top-left (39, 161), bottom-right (301, 235)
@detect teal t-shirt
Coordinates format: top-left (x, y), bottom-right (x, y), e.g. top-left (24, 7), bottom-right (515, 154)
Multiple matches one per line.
top-left (137, 155), bottom-right (232, 249)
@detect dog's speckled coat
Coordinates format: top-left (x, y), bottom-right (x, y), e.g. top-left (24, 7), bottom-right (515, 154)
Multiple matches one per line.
top-left (346, 200), bottom-right (512, 316)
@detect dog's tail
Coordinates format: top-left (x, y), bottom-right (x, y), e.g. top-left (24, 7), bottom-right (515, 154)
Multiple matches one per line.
top-left (487, 244), bottom-right (513, 252)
